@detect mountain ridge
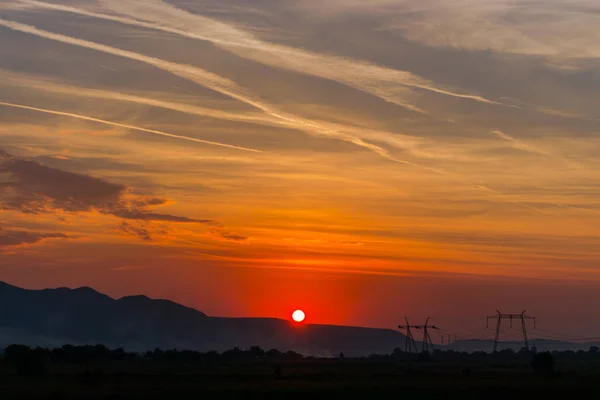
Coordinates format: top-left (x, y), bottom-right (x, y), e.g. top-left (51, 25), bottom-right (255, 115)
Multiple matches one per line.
top-left (0, 281), bottom-right (406, 356)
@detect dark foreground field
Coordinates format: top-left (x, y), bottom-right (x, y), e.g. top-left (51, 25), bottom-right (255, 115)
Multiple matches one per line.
top-left (2, 356), bottom-right (600, 399)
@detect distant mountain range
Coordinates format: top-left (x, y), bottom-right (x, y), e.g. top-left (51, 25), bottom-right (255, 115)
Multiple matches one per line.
top-left (0, 281), bottom-right (409, 357)
top-left (2, 281), bottom-right (595, 356)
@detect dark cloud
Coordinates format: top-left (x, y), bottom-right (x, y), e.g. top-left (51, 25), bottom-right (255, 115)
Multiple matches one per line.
top-left (0, 226), bottom-right (68, 247)
top-left (0, 150), bottom-right (215, 225)
top-left (1, 155), bottom-right (124, 213)
top-left (117, 222), bottom-right (153, 242)
top-left (31, 155), bottom-right (151, 173)
top-left (207, 227), bottom-right (248, 242)
top-left (111, 209), bottom-right (215, 224)
top-left (219, 232), bottom-right (248, 242)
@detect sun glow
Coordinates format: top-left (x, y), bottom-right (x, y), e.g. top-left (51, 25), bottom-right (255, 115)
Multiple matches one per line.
top-left (292, 309), bottom-right (305, 323)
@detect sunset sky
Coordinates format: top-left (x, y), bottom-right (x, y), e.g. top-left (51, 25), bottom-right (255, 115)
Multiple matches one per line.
top-left (1, 0), bottom-right (600, 339)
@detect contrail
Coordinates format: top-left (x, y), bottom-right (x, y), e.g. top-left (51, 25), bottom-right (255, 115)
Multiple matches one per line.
top-left (0, 70), bottom-right (285, 129)
top-left (0, 70), bottom-right (444, 173)
top-left (491, 130), bottom-right (583, 170)
top-left (0, 18), bottom-right (419, 167)
top-left (36, 0), bottom-right (600, 124)
top-left (16, 0), bottom-right (502, 111)
top-left (0, 101), bottom-right (263, 153)
top-left (491, 130), bottom-right (552, 157)
top-left (0, 69), bottom-right (459, 172)
top-left (0, 18), bottom-right (569, 215)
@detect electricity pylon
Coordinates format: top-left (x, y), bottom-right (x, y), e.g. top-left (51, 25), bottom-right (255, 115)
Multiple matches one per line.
top-left (398, 317), bottom-right (419, 353)
top-left (399, 317), bottom-right (439, 353)
top-left (415, 317), bottom-right (439, 353)
top-left (486, 310), bottom-right (536, 352)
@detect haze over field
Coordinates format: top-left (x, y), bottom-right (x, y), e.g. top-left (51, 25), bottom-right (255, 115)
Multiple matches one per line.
top-left (1, 0), bottom-right (599, 338)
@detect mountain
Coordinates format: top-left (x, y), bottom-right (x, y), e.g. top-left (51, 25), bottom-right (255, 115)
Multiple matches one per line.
top-left (0, 281), bottom-right (407, 357)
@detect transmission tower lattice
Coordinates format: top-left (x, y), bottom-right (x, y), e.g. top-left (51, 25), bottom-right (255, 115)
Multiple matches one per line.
top-left (416, 317), bottom-right (439, 353)
top-left (486, 310), bottom-right (536, 352)
top-left (399, 317), bottom-right (439, 353)
top-left (398, 317), bottom-right (419, 353)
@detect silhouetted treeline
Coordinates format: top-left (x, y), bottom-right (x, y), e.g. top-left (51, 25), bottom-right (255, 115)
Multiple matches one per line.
top-left (3, 344), bottom-right (137, 374)
top-left (1, 344), bottom-right (304, 373)
top-left (3, 343), bottom-right (600, 374)
top-left (144, 346), bottom-right (303, 362)
top-left (383, 346), bottom-right (600, 364)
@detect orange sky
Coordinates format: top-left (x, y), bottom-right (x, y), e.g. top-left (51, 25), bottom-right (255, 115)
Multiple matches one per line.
top-left (1, 0), bottom-right (600, 338)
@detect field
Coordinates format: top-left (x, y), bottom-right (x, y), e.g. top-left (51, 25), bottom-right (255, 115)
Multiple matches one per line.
top-left (2, 356), bottom-right (600, 398)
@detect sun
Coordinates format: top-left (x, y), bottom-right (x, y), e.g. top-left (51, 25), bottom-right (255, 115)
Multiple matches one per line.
top-left (292, 309), bottom-right (305, 323)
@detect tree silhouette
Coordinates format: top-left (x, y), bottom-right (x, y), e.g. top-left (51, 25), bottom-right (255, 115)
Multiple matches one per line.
top-left (531, 352), bottom-right (556, 378)
top-left (4, 345), bottom-right (46, 375)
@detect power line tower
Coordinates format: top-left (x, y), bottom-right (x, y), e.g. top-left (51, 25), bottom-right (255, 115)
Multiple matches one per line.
top-left (486, 310), bottom-right (536, 352)
top-left (398, 317), bottom-right (419, 353)
top-left (415, 317), bottom-right (439, 353)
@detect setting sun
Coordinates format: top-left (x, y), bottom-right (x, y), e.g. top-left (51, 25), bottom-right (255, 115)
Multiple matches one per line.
top-left (292, 309), bottom-right (306, 323)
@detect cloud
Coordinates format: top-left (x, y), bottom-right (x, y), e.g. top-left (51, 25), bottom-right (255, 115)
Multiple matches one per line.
top-left (0, 226), bottom-right (68, 247)
top-left (18, 0), bottom-right (500, 109)
top-left (1, 152), bottom-right (124, 214)
top-left (0, 1), bottom-right (36, 11)
top-left (116, 220), bottom-right (246, 243)
top-left (285, 0), bottom-right (403, 18)
top-left (0, 17), bottom-right (496, 187)
top-left (0, 19), bottom-right (423, 168)
top-left (0, 69), bottom-right (284, 131)
top-left (111, 209), bottom-right (215, 224)
top-left (218, 232), bottom-right (248, 242)
top-left (0, 70), bottom-right (434, 166)
top-left (207, 227), bottom-right (249, 242)
top-left (0, 5), bottom-right (584, 218)
top-left (377, 0), bottom-right (600, 68)
top-left (491, 130), bottom-right (552, 157)
top-left (0, 150), bottom-right (216, 225)
top-left (490, 130), bottom-right (583, 170)
top-left (116, 221), bottom-right (153, 242)
top-left (0, 101), bottom-right (263, 153)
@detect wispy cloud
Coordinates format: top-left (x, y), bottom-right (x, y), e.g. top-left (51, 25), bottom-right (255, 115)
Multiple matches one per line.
top-left (0, 18), bottom-right (425, 167)
top-left (490, 130), bottom-right (584, 170)
top-left (0, 17), bottom-right (516, 182)
top-left (206, 227), bottom-right (249, 242)
top-left (17, 0), bottom-right (501, 110)
top-left (116, 221), bottom-right (153, 242)
top-left (0, 69), bottom-right (286, 129)
top-left (0, 150), bottom-right (216, 223)
top-left (0, 226), bottom-right (68, 247)
top-left (0, 70), bottom-right (440, 161)
top-left (2, 7), bottom-right (597, 220)
top-left (0, 101), bottom-right (263, 153)
top-left (1, 150), bottom-right (255, 245)
top-left (377, 0), bottom-right (600, 68)
top-left (491, 130), bottom-right (552, 157)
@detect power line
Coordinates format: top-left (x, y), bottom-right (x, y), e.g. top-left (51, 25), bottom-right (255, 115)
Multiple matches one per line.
top-left (398, 317), bottom-right (419, 353)
top-left (402, 318), bottom-right (600, 350)
top-left (398, 317), bottom-right (439, 353)
top-left (438, 327), bottom-right (493, 341)
top-left (486, 310), bottom-right (536, 352)
top-left (415, 317), bottom-right (439, 353)
top-left (533, 328), bottom-right (600, 342)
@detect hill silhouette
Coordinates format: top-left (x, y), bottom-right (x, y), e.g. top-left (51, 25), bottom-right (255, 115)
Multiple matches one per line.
top-left (0, 281), bottom-right (407, 356)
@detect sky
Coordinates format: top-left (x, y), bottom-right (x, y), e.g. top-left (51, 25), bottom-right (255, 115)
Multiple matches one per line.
top-left (1, 0), bottom-right (600, 340)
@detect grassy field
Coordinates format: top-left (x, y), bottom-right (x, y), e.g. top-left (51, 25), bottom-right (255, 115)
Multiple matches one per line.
top-left (1, 357), bottom-right (600, 398)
